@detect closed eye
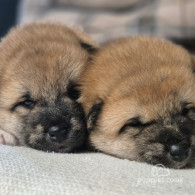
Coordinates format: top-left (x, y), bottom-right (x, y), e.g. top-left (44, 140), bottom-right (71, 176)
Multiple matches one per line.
top-left (67, 82), bottom-right (81, 100)
top-left (181, 103), bottom-right (195, 120)
top-left (182, 107), bottom-right (195, 115)
top-left (11, 94), bottom-right (36, 111)
top-left (119, 118), bottom-right (155, 134)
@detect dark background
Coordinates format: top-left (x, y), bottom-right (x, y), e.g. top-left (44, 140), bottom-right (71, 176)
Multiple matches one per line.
top-left (0, 0), bottom-right (19, 38)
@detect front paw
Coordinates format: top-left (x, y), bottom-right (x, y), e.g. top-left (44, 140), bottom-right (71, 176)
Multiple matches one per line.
top-left (0, 134), bottom-right (6, 145)
top-left (0, 130), bottom-right (19, 146)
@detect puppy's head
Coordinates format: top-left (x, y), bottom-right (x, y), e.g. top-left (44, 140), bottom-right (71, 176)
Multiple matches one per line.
top-left (81, 37), bottom-right (195, 168)
top-left (0, 22), bottom-right (97, 152)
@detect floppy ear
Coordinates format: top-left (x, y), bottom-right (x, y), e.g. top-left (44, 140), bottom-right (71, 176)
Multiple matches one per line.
top-left (70, 26), bottom-right (98, 54)
top-left (80, 42), bottom-right (98, 54)
top-left (87, 102), bottom-right (103, 132)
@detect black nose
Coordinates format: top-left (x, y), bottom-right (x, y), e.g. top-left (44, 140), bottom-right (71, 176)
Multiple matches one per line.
top-left (169, 144), bottom-right (189, 162)
top-left (48, 126), bottom-right (67, 143)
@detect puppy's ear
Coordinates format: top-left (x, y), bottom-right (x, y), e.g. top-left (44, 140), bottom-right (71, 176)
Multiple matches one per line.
top-left (70, 26), bottom-right (98, 54)
top-left (80, 42), bottom-right (98, 54)
top-left (87, 102), bottom-right (103, 132)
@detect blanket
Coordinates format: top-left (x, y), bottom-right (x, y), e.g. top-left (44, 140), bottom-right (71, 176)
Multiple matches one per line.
top-left (0, 145), bottom-right (194, 195)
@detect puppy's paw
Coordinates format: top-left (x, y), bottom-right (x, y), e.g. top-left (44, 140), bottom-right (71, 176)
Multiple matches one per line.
top-left (0, 129), bottom-right (19, 146)
top-left (0, 134), bottom-right (6, 145)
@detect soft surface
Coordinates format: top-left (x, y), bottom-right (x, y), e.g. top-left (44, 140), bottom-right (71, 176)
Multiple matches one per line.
top-left (0, 145), bottom-right (194, 195)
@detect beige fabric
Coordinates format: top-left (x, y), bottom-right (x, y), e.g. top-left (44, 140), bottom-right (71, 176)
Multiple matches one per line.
top-left (0, 145), bottom-right (194, 195)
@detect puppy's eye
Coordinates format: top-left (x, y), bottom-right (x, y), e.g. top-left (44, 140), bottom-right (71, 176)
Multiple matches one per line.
top-left (20, 100), bottom-right (36, 109)
top-left (68, 89), bottom-right (81, 100)
top-left (11, 100), bottom-right (35, 111)
top-left (67, 84), bottom-right (81, 100)
top-left (127, 120), bottom-right (143, 128)
top-left (11, 93), bottom-right (36, 111)
top-left (182, 107), bottom-right (195, 120)
top-left (119, 118), bottom-right (155, 134)
top-left (119, 118), bottom-right (143, 134)
top-left (182, 107), bottom-right (190, 116)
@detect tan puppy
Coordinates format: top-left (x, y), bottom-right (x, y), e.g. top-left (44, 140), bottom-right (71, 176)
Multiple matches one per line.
top-left (0, 22), bottom-right (97, 152)
top-left (80, 36), bottom-right (195, 168)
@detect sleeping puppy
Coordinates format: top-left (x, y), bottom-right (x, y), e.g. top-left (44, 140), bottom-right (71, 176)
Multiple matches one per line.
top-left (80, 36), bottom-right (195, 168)
top-left (0, 22), bottom-right (97, 152)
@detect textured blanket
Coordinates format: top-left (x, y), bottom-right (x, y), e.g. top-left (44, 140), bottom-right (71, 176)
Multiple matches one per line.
top-left (0, 145), bottom-right (194, 195)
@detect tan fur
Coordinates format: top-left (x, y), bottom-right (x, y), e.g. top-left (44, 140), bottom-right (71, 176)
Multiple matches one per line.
top-left (0, 22), bottom-right (97, 152)
top-left (80, 36), bottom-right (195, 168)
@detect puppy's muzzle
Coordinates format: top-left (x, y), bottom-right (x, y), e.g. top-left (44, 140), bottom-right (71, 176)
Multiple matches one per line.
top-left (48, 125), bottom-right (70, 143)
top-left (158, 127), bottom-right (192, 165)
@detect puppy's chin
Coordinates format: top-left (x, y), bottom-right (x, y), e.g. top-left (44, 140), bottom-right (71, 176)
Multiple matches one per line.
top-left (25, 135), bottom-right (86, 153)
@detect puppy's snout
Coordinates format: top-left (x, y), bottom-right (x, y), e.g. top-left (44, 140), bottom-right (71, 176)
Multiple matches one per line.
top-left (169, 144), bottom-right (189, 162)
top-left (48, 125), bottom-right (69, 143)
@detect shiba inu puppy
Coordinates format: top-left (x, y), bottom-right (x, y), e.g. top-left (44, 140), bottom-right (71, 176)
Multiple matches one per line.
top-left (80, 36), bottom-right (195, 168)
top-left (0, 22), bottom-right (97, 152)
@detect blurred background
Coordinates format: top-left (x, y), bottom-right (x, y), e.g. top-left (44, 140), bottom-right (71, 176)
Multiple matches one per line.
top-left (0, 0), bottom-right (195, 52)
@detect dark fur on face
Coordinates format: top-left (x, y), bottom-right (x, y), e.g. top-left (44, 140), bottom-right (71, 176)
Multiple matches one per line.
top-left (20, 89), bottom-right (87, 153)
top-left (80, 36), bottom-right (195, 168)
top-left (0, 22), bottom-right (97, 152)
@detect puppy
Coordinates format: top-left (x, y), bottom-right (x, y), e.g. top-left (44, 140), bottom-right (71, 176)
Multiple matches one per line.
top-left (80, 36), bottom-right (195, 168)
top-left (0, 22), bottom-right (97, 152)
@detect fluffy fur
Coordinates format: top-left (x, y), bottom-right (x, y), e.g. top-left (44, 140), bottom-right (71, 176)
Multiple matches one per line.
top-left (0, 22), bottom-right (97, 152)
top-left (80, 36), bottom-right (195, 168)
